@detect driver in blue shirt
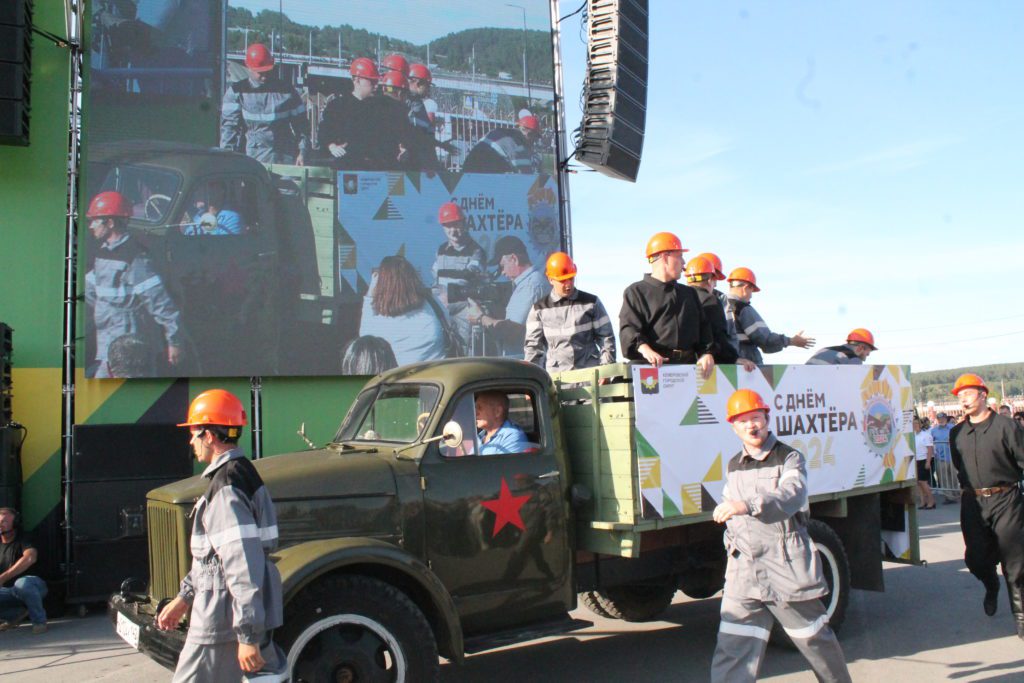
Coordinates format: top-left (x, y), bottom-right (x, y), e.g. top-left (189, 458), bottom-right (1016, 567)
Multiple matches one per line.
top-left (476, 390), bottom-right (529, 455)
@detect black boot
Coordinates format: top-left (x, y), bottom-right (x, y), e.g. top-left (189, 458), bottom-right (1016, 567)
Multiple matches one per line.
top-left (984, 576), bottom-right (1000, 616)
top-left (1006, 579), bottom-right (1024, 639)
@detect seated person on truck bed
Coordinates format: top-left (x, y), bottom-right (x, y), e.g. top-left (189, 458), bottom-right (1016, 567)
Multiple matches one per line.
top-left (475, 390), bottom-right (530, 455)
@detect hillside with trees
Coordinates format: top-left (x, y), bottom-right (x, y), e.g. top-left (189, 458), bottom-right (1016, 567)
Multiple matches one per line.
top-left (226, 7), bottom-right (552, 84)
top-left (912, 362), bottom-right (1024, 402)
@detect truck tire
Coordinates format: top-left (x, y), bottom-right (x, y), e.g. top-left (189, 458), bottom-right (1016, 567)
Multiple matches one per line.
top-left (771, 519), bottom-right (851, 649)
top-left (278, 574), bottom-right (440, 683)
top-left (592, 581), bottom-right (677, 622)
top-left (579, 591), bottom-right (615, 619)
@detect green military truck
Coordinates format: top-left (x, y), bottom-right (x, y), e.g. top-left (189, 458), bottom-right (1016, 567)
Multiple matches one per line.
top-left (109, 358), bottom-right (920, 680)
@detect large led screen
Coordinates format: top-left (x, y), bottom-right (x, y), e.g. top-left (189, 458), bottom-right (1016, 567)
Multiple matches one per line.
top-left (83, 0), bottom-right (563, 377)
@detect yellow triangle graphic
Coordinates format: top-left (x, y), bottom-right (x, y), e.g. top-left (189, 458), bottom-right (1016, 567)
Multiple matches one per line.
top-left (887, 365), bottom-right (901, 383)
top-left (640, 458), bottom-right (661, 488)
top-left (703, 452), bottom-right (722, 482)
top-left (74, 369), bottom-right (126, 423)
top-left (900, 387), bottom-right (912, 410)
top-left (698, 371), bottom-right (717, 395)
top-left (681, 483), bottom-right (701, 514)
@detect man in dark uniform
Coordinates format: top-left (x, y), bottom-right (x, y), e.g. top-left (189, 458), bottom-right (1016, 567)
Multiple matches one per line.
top-left (371, 70), bottom-right (418, 169)
top-left (684, 256), bottom-right (755, 371)
top-left (806, 329), bottom-right (876, 365)
top-left (619, 231), bottom-right (715, 378)
top-left (406, 63), bottom-right (440, 171)
top-left (317, 57), bottom-right (381, 169)
top-left (949, 372), bottom-right (1024, 638)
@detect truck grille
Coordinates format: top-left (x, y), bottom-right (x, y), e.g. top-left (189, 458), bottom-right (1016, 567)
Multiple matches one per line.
top-left (147, 500), bottom-right (191, 602)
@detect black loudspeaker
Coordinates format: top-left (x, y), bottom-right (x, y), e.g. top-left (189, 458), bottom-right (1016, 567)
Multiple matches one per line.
top-left (69, 423), bottom-right (193, 601)
top-left (1, 323), bottom-right (11, 424)
top-left (0, 0), bottom-right (32, 146)
top-left (576, 0), bottom-right (648, 182)
top-left (0, 428), bottom-right (23, 507)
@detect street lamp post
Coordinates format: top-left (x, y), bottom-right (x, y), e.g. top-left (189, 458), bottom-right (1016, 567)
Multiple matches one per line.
top-left (505, 4), bottom-right (531, 103)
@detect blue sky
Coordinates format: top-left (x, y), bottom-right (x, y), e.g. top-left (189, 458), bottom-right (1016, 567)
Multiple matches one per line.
top-left (558, 1), bottom-right (1024, 372)
top-left (232, 0), bottom-right (552, 44)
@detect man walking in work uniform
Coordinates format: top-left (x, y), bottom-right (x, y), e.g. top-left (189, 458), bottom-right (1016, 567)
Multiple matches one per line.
top-left (157, 390), bottom-right (285, 681)
top-left (949, 373), bottom-right (1024, 638)
top-left (619, 231), bottom-right (715, 378)
top-left (806, 329), bottom-right (877, 365)
top-left (711, 389), bottom-right (851, 683)
top-left (524, 252), bottom-right (616, 372)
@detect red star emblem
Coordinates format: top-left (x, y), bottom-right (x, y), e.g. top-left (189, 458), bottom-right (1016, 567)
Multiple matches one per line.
top-left (480, 477), bottom-right (531, 537)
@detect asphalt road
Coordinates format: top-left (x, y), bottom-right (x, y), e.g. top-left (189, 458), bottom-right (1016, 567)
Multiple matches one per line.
top-left (3, 502), bottom-right (1023, 682)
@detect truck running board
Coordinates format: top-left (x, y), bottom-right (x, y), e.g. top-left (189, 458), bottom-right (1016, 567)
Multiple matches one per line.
top-left (463, 616), bottom-right (593, 654)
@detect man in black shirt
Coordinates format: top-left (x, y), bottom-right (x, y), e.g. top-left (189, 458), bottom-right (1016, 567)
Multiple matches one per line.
top-left (684, 256), bottom-right (756, 371)
top-left (619, 231), bottom-right (714, 378)
top-left (949, 373), bottom-right (1024, 638)
top-left (0, 507), bottom-right (48, 633)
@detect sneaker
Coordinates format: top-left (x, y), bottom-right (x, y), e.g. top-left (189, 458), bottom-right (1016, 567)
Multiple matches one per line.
top-left (31, 623), bottom-right (48, 635)
top-left (0, 609), bottom-right (28, 631)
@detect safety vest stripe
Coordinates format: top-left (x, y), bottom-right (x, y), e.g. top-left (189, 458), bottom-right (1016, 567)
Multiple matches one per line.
top-left (242, 103), bottom-right (306, 123)
top-left (194, 523), bottom-right (279, 549)
top-left (780, 469), bottom-right (805, 485)
top-left (782, 613), bottom-right (828, 639)
top-left (719, 620), bottom-right (771, 641)
top-left (90, 274), bottom-right (161, 299)
top-left (744, 320), bottom-right (767, 334)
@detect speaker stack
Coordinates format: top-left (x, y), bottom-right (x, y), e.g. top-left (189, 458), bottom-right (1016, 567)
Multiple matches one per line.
top-left (0, 0), bottom-right (32, 146)
top-left (0, 323), bottom-right (20, 509)
top-left (69, 424), bottom-right (192, 601)
top-left (576, 0), bottom-right (649, 182)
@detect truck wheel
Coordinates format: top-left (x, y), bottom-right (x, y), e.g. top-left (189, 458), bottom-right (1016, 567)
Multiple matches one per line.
top-left (278, 574), bottom-right (440, 683)
top-left (579, 591), bottom-right (615, 619)
top-left (771, 519), bottom-right (851, 649)
top-left (592, 581), bottom-right (677, 622)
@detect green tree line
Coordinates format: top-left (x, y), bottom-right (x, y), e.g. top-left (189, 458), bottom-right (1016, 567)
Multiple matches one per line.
top-left (912, 362), bottom-right (1024, 402)
top-left (226, 8), bottom-right (552, 84)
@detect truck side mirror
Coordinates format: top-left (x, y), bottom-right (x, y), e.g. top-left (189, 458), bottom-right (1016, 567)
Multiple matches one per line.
top-left (440, 421), bottom-right (463, 449)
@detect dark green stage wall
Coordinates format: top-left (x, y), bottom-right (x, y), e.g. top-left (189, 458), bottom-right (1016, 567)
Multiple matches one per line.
top-left (0, 3), bottom-right (365, 541)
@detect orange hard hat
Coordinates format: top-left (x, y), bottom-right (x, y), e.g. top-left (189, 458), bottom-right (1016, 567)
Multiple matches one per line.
top-left (846, 328), bottom-right (877, 350)
top-left (409, 63), bottom-right (432, 82)
top-left (727, 267), bottom-right (760, 292)
top-left (381, 70), bottom-right (408, 90)
top-left (695, 252), bottom-right (726, 280)
top-left (645, 232), bottom-right (687, 259)
top-left (726, 389), bottom-right (771, 422)
top-left (685, 255), bottom-right (716, 282)
top-left (382, 54), bottom-right (409, 76)
top-left (438, 202), bottom-right (464, 225)
top-left (350, 57), bottom-right (380, 80)
top-left (244, 43), bottom-right (275, 72)
top-left (545, 252), bottom-right (578, 281)
top-left (952, 373), bottom-right (989, 396)
top-left (518, 115), bottom-right (540, 131)
top-left (178, 389), bottom-right (248, 429)
top-left (86, 191), bottom-right (132, 219)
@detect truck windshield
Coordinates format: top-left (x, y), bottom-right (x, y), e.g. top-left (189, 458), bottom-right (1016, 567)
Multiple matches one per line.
top-left (335, 383), bottom-right (440, 444)
top-left (98, 164), bottom-right (182, 224)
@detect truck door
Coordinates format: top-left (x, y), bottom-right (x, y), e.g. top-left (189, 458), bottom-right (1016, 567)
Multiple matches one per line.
top-left (163, 174), bottom-right (280, 375)
top-left (419, 382), bottom-right (573, 635)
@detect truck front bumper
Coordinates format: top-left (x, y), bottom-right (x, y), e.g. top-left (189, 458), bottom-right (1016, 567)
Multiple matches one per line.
top-left (108, 594), bottom-right (185, 671)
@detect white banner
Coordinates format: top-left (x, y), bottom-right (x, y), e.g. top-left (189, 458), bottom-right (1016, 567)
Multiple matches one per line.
top-left (632, 364), bottom-right (915, 519)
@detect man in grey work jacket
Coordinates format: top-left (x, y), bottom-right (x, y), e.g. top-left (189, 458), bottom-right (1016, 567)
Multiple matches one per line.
top-left (157, 389), bottom-right (284, 682)
top-left (711, 389), bottom-right (850, 683)
top-left (806, 328), bottom-right (876, 366)
top-left (725, 267), bottom-right (814, 365)
top-left (524, 252), bottom-right (616, 372)
top-left (84, 191), bottom-right (182, 378)
top-left (220, 43), bottom-right (307, 164)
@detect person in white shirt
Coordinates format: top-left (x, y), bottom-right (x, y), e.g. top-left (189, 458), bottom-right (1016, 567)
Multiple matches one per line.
top-left (913, 416), bottom-right (936, 509)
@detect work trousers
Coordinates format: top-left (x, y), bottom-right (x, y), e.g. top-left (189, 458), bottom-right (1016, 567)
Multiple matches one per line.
top-left (0, 576), bottom-right (48, 625)
top-left (172, 635), bottom-right (285, 683)
top-left (961, 489), bottom-right (1024, 589)
top-left (711, 594), bottom-right (851, 683)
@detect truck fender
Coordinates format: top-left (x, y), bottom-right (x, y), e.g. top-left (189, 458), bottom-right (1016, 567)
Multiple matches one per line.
top-left (272, 537), bottom-right (464, 663)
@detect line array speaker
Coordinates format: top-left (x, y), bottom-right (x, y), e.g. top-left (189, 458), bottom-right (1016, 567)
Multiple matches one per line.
top-left (0, 0), bottom-right (32, 146)
top-left (1, 323), bottom-right (11, 425)
top-left (576, 0), bottom-right (648, 182)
